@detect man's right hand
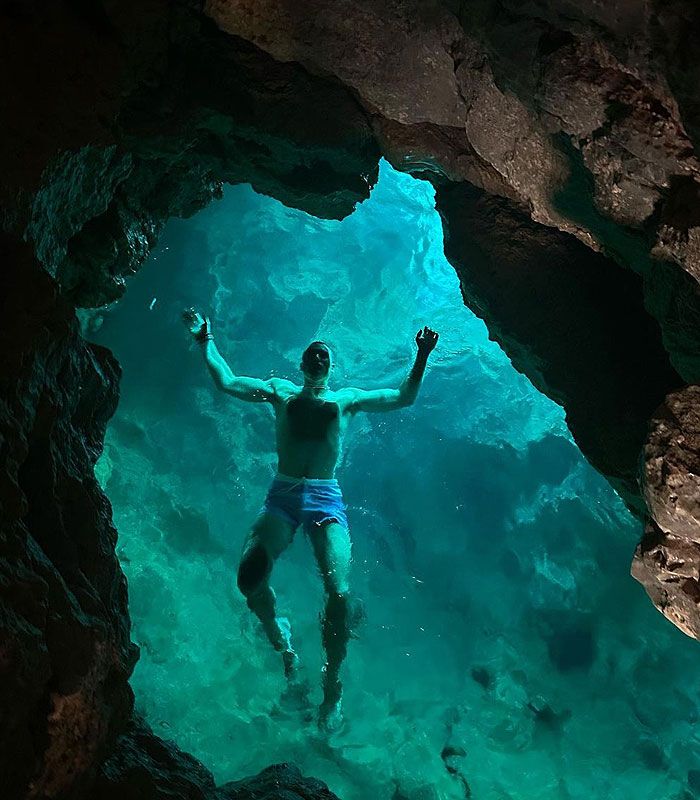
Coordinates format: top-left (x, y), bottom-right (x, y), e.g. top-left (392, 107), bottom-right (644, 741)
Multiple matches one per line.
top-left (182, 308), bottom-right (210, 342)
top-left (415, 325), bottom-right (439, 357)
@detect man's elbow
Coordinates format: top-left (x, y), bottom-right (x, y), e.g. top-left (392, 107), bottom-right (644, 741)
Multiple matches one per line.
top-left (216, 376), bottom-right (235, 394)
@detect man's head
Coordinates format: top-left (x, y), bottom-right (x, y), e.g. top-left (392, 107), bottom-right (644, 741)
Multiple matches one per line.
top-left (300, 341), bottom-right (332, 384)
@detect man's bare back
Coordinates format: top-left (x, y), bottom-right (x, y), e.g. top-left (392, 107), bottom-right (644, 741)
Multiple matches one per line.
top-left (182, 310), bottom-right (438, 731)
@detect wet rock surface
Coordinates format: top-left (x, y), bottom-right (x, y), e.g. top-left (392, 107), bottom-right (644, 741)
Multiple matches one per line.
top-left (633, 386), bottom-right (700, 637)
top-left (644, 385), bottom-right (700, 540)
top-left (3, 0), bottom-right (700, 797)
top-left (0, 236), bottom-right (134, 799)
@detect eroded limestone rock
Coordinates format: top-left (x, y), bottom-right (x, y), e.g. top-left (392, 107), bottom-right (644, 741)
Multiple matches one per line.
top-left (644, 385), bottom-right (700, 540)
top-left (633, 385), bottom-right (700, 639)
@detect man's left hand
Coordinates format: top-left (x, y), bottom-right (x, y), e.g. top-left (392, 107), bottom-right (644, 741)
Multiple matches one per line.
top-left (416, 326), bottom-right (439, 356)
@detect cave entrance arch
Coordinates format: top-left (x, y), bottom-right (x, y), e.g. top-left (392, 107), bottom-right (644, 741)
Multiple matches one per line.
top-left (80, 159), bottom-right (691, 800)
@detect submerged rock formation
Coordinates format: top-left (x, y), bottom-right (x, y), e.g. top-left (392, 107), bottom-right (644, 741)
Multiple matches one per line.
top-left (96, 716), bottom-right (340, 800)
top-left (2, 0), bottom-right (700, 797)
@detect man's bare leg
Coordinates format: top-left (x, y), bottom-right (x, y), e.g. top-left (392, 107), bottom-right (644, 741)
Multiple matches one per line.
top-left (308, 521), bottom-right (354, 729)
top-left (237, 513), bottom-right (297, 677)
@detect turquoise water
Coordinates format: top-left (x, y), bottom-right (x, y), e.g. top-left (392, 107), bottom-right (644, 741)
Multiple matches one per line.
top-left (91, 161), bottom-right (700, 799)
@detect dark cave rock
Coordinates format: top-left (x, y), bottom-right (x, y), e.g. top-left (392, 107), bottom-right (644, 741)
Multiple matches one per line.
top-left (643, 385), bottom-right (700, 541)
top-left (207, 0), bottom-right (700, 287)
top-left (21, 6), bottom-right (380, 307)
top-left (95, 716), bottom-right (216, 800)
top-left (551, 136), bottom-right (700, 386)
top-left (219, 763), bottom-right (342, 800)
top-left (0, 236), bottom-right (136, 799)
top-left (96, 716), bottom-right (343, 800)
top-left (651, 0), bottom-right (700, 149)
top-left (435, 180), bottom-right (683, 513)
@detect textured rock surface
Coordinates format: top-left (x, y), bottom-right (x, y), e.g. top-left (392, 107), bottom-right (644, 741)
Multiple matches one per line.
top-left (633, 386), bottom-right (700, 637)
top-left (22, 12), bottom-right (379, 308)
top-left (205, 0), bottom-right (700, 265)
top-left (644, 385), bottom-right (700, 539)
top-left (95, 716), bottom-right (216, 800)
top-left (0, 236), bottom-right (135, 799)
top-left (219, 763), bottom-right (341, 800)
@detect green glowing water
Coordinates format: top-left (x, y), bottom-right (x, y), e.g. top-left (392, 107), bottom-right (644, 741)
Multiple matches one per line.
top-left (91, 161), bottom-right (700, 800)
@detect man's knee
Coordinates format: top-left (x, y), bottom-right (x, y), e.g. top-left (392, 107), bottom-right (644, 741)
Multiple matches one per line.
top-left (323, 572), bottom-right (350, 597)
top-left (237, 542), bottom-right (271, 598)
top-left (323, 591), bottom-right (365, 640)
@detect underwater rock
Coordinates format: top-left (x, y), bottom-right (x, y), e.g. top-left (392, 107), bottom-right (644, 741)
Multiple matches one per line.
top-left (470, 666), bottom-right (492, 690)
top-left (525, 697), bottom-right (572, 730)
top-left (219, 762), bottom-right (342, 799)
top-left (440, 744), bottom-right (471, 797)
top-left (96, 717), bottom-right (343, 800)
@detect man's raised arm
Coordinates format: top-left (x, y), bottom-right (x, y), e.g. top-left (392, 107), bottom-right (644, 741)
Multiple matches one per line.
top-left (182, 308), bottom-right (279, 403)
top-left (346, 326), bottom-right (439, 413)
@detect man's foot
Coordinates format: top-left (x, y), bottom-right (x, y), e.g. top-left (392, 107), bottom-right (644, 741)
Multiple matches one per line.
top-left (276, 617), bottom-right (298, 680)
top-left (318, 696), bottom-right (344, 734)
top-left (280, 675), bottom-right (312, 712)
top-left (318, 672), bottom-right (345, 734)
top-left (282, 648), bottom-right (299, 680)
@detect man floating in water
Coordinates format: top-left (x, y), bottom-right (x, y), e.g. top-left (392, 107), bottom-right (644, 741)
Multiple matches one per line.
top-left (183, 308), bottom-right (438, 731)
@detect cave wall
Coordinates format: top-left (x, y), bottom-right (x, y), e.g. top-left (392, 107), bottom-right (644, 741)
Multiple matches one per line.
top-left (436, 182), bottom-right (682, 513)
top-left (0, 236), bottom-right (134, 798)
top-left (2, 0), bottom-right (700, 797)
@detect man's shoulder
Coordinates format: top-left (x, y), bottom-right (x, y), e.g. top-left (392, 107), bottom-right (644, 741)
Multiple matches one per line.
top-left (268, 378), bottom-right (300, 398)
top-left (332, 387), bottom-right (361, 410)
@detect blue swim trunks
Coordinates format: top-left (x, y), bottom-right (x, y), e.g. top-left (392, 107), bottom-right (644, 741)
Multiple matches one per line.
top-left (259, 473), bottom-right (350, 533)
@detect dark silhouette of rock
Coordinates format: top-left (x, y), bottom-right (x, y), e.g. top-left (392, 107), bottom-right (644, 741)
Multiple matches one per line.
top-left (95, 716), bottom-right (342, 800)
top-left (0, 236), bottom-right (136, 799)
top-left (436, 181), bottom-right (683, 513)
top-left (469, 666), bottom-right (492, 690)
top-left (219, 762), bottom-right (341, 800)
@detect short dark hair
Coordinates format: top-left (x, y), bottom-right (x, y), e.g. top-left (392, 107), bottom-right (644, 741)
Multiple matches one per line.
top-left (302, 341), bottom-right (331, 359)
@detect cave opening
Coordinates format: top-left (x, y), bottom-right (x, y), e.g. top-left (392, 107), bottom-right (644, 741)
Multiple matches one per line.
top-left (81, 160), bottom-right (699, 800)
